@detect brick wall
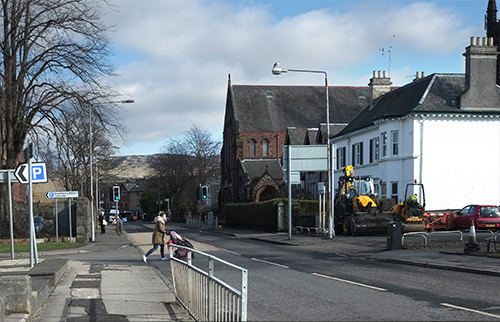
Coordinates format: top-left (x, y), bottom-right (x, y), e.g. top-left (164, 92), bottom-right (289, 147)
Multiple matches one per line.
top-left (239, 132), bottom-right (285, 159)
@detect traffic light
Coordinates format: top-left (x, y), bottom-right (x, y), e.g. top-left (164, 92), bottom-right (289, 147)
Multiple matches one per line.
top-left (201, 186), bottom-right (208, 200)
top-left (113, 186), bottom-right (120, 201)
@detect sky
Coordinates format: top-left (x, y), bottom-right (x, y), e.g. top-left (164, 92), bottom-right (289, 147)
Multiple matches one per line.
top-left (103, 0), bottom-right (490, 156)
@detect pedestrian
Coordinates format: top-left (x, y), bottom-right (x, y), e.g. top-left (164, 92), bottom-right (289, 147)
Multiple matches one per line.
top-left (99, 211), bottom-right (106, 234)
top-left (143, 211), bottom-right (168, 262)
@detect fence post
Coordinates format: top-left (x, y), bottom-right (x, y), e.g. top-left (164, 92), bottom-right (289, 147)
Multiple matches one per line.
top-left (208, 258), bottom-right (214, 321)
top-left (241, 269), bottom-right (248, 321)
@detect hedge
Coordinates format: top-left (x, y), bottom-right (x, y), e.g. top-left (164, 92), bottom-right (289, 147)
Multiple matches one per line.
top-left (223, 198), bottom-right (321, 232)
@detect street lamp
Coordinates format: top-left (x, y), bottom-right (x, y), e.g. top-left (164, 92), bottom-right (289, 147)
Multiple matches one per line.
top-left (271, 62), bottom-right (334, 239)
top-left (90, 99), bottom-right (134, 242)
top-left (95, 145), bottom-right (120, 218)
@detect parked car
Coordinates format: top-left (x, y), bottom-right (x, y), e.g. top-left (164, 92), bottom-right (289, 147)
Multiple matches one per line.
top-left (454, 205), bottom-right (500, 230)
top-left (107, 214), bottom-right (127, 224)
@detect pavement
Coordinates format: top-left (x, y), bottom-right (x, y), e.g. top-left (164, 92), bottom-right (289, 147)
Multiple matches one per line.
top-left (1, 223), bottom-right (500, 322)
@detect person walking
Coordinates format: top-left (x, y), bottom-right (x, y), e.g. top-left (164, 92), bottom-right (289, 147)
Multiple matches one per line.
top-left (143, 211), bottom-right (168, 262)
top-left (99, 211), bottom-right (107, 234)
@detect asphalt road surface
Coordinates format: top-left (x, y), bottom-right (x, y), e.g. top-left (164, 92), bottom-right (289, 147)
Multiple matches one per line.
top-left (128, 222), bottom-right (500, 321)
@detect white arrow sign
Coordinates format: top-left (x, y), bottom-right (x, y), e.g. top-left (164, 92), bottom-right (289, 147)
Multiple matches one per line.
top-left (14, 163), bottom-right (29, 184)
top-left (45, 191), bottom-right (79, 199)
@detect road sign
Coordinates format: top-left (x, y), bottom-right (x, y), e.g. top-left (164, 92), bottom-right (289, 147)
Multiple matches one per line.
top-left (45, 191), bottom-right (79, 199)
top-left (0, 170), bottom-right (18, 183)
top-left (14, 162), bottom-right (48, 184)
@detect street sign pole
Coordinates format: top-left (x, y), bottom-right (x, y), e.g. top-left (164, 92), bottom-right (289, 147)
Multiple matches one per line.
top-left (69, 198), bottom-right (73, 241)
top-left (28, 157), bottom-right (39, 267)
top-left (55, 199), bottom-right (59, 243)
top-left (7, 170), bottom-right (14, 259)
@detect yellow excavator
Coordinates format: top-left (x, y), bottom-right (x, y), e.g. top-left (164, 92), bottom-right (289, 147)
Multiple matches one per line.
top-left (334, 166), bottom-right (395, 235)
top-left (390, 180), bottom-right (426, 232)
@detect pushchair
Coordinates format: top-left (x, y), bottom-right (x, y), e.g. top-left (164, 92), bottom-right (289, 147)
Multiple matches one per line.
top-left (168, 231), bottom-right (195, 259)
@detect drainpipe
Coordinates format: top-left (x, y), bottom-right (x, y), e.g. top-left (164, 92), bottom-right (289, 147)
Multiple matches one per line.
top-left (419, 116), bottom-right (425, 184)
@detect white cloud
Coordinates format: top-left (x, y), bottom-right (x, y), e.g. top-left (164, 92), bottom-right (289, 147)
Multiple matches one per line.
top-left (103, 0), bottom-right (484, 155)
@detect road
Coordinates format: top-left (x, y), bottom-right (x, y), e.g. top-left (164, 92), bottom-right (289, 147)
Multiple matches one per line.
top-left (121, 221), bottom-right (500, 321)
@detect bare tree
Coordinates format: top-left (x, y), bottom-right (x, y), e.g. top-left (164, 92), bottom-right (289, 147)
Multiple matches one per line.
top-left (150, 125), bottom-right (221, 217)
top-left (36, 107), bottom-right (120, 196)
top-left (185, 125), bottom-right (222, 186)
top-left (0, 0), bottom-right (125, 225)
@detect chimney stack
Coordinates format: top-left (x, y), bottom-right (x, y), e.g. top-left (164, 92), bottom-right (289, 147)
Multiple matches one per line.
top-left (368, 70), bottom-right (392, 106)
top-left (413, 71), bottom-right (425, 82)
top-left (460, 37), bottom-right (500, 111)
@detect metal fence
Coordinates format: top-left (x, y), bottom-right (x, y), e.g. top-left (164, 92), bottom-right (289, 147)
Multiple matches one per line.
top-left (169, 245), bottom-right (248, 321)
top-left (185, 214), bottom-right (219, 230)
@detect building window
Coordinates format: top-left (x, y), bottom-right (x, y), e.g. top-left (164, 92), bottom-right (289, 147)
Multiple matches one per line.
top-left (263, 139), bottom-right (269, 156)
top-left (391, 131), bottom-right (399, 156)
top-left (391, 182), bottom-right (398, 203)
top-left (381, 182), bottom-right (387, 198)
top-left (381, 132), bottom-right (387, 157)
top-left (336, 147), bottom-right (346, 170)
top-left (352, 142), bottom-right (363, 166)
top-left (373, 183), bottom-right (380, 197)
top-left (250, 139), bottom-right (256, 156)
top-left (370, 137), bottom-right (379, 163)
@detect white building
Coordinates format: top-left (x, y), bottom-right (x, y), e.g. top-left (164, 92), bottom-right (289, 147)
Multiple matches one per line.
top-left (332, 37), bottom-right (500, 211)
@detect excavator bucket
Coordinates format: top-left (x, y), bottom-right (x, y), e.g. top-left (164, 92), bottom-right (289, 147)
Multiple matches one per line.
top-left (348, 212), bottom-right (395, 235)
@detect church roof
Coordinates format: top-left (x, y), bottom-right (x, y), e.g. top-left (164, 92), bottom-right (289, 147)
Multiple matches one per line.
top-left (240, 159), bottom-right (283, 180)
top-left (230, 85), bottom-right (371, 133)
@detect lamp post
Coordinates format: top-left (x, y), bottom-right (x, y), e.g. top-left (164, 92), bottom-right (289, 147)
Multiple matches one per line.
top-left (90, 100), bottom-right (134, 242)
top-left (95, 145), bottom-right (120, 218)
top-left (271, 62), bottom-right (334, 239)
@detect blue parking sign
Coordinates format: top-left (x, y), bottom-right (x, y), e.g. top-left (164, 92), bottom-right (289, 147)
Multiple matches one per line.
top-left (31, 163), bottom-right (48, 183)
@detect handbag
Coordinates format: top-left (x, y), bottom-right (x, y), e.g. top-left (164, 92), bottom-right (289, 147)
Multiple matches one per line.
top-left (103, 220), bottom-right (108, 226)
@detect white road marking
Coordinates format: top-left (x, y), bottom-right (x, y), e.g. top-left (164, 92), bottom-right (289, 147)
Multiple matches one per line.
top-left (441, 303), bottom-right (500, 319)
top-left (222, 249), bottom-right (241, 256)
top-left (251, 258), bottom-right (289, 268)
top-left (312, 272), bottom-right (387, 292)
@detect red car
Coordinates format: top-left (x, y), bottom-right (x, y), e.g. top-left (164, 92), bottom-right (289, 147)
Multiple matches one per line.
top-left (454, 205), bottom-right (500, 230)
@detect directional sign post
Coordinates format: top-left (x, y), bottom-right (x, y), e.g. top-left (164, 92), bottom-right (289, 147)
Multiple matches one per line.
top-left (45, 191), bottom-right (79, 243)
top-left (45, 191), bottom-right (79, 199)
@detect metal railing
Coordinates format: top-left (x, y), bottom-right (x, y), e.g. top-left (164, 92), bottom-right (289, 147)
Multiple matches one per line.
top-left (169, 245), bottom-right (248, 321)
top-left (402, 231), bottom-right (428, 247)
top-left (295, 226), bottom-right (328, 235)
top-left (428, 230), bottom-right (464, 242)
top-left (186, 215), bottom-right (219, 230)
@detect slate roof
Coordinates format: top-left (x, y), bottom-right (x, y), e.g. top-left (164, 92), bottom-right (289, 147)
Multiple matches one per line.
top-left (240, 159), bottom-right (283, 180)
top-left (333, 73), bottom-right (500, 138)
top-left (305, 128), bottom-right (319, 145)
top-left (317, 123), bottom-right (348, 143)
top-left (231, 85), bottom-right (370, 133)
top-left (285, 127), bottom-right (308, 145)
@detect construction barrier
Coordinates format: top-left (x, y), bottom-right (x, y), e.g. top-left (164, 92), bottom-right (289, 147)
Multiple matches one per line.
top-left (424, 212), bottom-right (455, 230)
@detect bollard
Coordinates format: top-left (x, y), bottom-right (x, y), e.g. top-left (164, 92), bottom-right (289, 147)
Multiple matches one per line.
top-left (464, 219), bottom-right (480, 254)
top-left (387, 221), bottom-right (403, 250)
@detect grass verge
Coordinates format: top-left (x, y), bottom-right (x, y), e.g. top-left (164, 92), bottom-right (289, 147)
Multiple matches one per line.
top-left (0, 242), bottom-right (84, 253)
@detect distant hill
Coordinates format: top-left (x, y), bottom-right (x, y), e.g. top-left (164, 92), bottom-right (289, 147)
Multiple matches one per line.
top-left (108, 154), bottom-right (161, 179)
